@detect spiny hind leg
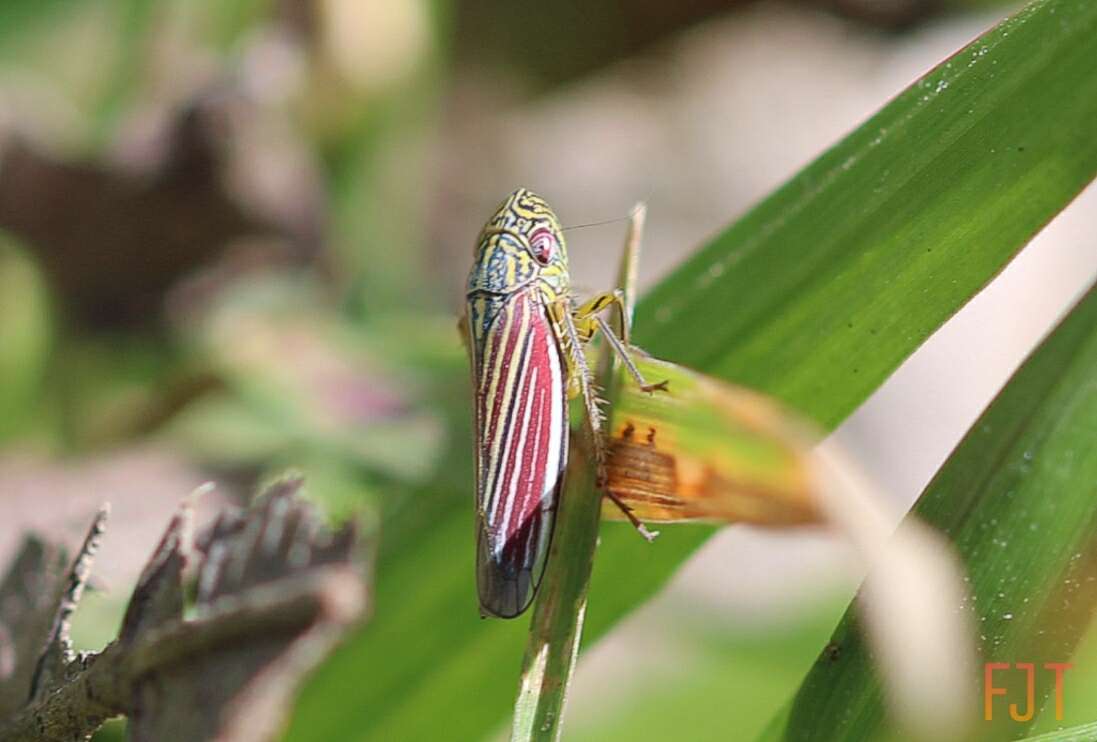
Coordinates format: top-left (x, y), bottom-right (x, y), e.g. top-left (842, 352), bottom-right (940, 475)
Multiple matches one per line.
top-left (559, 303), bottom-right (659, 542)
top-left (557, 307), bottom-right (606, 462)
top-left (550, 301), bottom-right (589, 401)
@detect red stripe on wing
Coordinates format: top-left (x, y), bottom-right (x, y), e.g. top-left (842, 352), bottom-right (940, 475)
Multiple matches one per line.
top-left (471, 289), bottom-right (567, 617)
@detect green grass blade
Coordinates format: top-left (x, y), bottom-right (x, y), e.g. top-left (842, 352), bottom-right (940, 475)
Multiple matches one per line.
top-left (779, 283), bottom-right (1097, 740)
top-left (509, 456), bottom-right (600, 742)
top-left (285, 2), bottom-right (1097, 738)
top-left (511, 206), bottom-right (645, 741)
top-left (1025, 721), bottom-right (1097, 742)
top-left (591, 0), bottom-right (1097, 690)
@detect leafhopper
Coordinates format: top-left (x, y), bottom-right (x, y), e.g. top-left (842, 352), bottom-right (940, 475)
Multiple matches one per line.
top-left (461, 188), bottom-right (665, 618)
top-left (465, 191), bottom-right (973, 737)
top-left (461, 189), bottom-right (835, 618)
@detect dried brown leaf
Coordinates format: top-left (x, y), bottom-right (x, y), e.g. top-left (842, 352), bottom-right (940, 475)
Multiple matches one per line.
top-left (0, 537), bottom-right (68, 717)
top-left (0, 479), bottom-right (367, 742)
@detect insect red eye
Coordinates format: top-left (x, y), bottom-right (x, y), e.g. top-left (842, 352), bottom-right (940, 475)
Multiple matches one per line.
top-left (528, 229), bottom-right (557, 264)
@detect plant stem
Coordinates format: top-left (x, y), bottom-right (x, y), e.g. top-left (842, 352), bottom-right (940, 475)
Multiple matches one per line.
top-left (510, 206), bottom-right (646, 741)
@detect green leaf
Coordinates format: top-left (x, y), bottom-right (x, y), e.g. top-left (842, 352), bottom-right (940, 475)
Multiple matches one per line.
top-left (572, 603), bottom-right (845, 742)
top-left (779, 283), bottom-right (1097, 739)
top-left (1026, 721), bottom-right (1097, 742)
top-left (0, 0), bottom-right (79, 48)
top-left (507, 211), bottom-right (639, 742)
top-left (0, 234), bottom-right (52, 441)
top-left (285, 2), bottom-right (1097, 739)
top-left (1028, 621), bottom-right (1097, 734)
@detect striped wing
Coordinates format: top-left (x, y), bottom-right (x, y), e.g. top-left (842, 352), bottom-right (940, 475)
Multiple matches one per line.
top-left (468, 288), bottom-right (568, 618)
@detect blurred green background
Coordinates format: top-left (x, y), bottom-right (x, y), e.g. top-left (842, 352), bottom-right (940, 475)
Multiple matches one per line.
top-left (1, 0), bottom-right (1094, 740)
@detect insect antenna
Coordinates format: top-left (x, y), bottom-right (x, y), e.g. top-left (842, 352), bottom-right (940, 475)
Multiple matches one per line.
top-left (560, 216), bottom-right (629, 232)
top-left (560, 200), bottom-right (648, 233)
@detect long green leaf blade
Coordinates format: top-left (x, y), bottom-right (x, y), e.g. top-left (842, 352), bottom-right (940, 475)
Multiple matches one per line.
top-left (510, 206), bottom-right (645, 741)
top-left (779, 282), bottom-right (1097, 740)
top-left (1026, 720), bottom-right (1097, 742)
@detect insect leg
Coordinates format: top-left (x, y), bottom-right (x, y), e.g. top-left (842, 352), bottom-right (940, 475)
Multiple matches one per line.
top-left (572, 291), bottom-right (667, 393)
top-left (558, 306), bottom-right (606, 460)
top-left (592, 315), bottom-right (668, 394)
top-left (604, 489), bottom-right (660, 542)
top-left (558, 305), bottom-right (628, 497)
top-left (560, 304), bottom-right (659, 542)
top-left (573, 291), bottom-right (623, 338)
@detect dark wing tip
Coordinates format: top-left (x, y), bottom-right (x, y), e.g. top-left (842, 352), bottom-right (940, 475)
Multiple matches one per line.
top-left (476, 531), bottom-right (535, 619)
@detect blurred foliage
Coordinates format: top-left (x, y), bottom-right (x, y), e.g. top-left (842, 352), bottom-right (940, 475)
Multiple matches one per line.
top-left (0, 0), bottom-right (82, 47)
top-left (453, 0), bottom-right (1020, 88)
top-left (288, 1), bottom-right (1097, 740)
top-left (0, 0), bottom-right (1091, 741)
top-left (0, 234), bottom-right (51, 442)
top-left (571, 600), bottom-right (848, 741)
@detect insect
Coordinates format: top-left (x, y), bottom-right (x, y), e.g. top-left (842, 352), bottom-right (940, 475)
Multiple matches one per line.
top-left (461, 188), bottom-right (664, 618)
